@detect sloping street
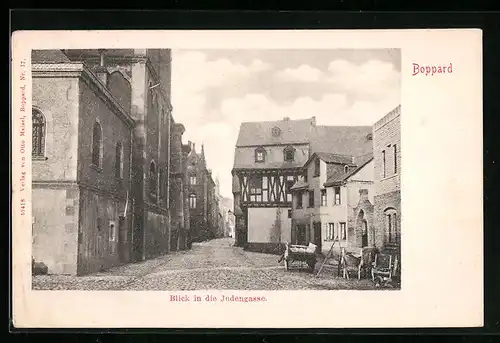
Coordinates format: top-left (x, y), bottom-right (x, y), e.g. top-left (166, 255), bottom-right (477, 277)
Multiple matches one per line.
top-left (32, 238), bottom-right (378, 291)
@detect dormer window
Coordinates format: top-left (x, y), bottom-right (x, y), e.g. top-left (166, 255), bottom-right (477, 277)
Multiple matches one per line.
top-left (272, 126), bottom-right (281, 137)
top-left (283, 146), bottom-right (295, 162)
top-left (344, 165), bottom-right (349, 174)
top-left (255, 147), bottom-right (266, 163)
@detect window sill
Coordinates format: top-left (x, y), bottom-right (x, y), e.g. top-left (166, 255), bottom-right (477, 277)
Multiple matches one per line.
top-left (90, 164), bottom-right (103, 173)
top-left (381, 173), bottom-right (398, 181)
top-left (32, 156), bottom-right (48, 161)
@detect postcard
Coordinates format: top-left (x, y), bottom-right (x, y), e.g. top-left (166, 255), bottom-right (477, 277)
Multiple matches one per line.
top-left (11, 29), bottom-right (483, 328)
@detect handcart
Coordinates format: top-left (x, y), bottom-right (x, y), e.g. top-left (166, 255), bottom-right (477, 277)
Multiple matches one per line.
top-left (278, 243), bottom-right (317, 273)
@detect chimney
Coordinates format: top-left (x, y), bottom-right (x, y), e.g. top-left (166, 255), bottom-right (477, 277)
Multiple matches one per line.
top-left (283, 117), bottom-right (290, 121)
top-left (359, 189), bottom-right (369, 202)
top-left (96, 49), bottom-right (108, 86)
top-left (192, 143), bottom-right (196, 153)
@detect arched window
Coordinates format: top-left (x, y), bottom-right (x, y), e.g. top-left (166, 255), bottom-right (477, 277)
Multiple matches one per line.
top-left (384, 208), bottom-right (398, 243)
top-left (189, 194), bottom-right (197, 209)
top-left (32, 109), bottom-right (45, 157)
top-left (115, 142), bottom-right (123, 179)
top-left (149, 161), bottom-right (157, 196)
top-left (344, 165), bottom-right (349, 174)
top-left (255, 147), bottom-right (266, 163)
top-left (283, 146), bottom-right (295, 162)
top-left (189, 173), bottom-right (197, 185)
top-left (92, 121), bottom-right (103, 168)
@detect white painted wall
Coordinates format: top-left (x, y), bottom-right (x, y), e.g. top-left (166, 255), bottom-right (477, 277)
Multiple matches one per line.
top-left (248, 207), bottom-right (292, 243)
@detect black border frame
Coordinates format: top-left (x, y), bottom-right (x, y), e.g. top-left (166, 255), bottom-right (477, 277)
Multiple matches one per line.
top-left (8, 9), bottom-right (500, 336)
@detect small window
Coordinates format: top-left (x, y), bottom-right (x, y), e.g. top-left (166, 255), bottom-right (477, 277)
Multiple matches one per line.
top-left (109, 221), bottom-right (116, 242)
top-left (303, 171), bottom-right (308, 182)
top-left (284, 146), bottom-right (295, 162)
top-left (189, 194), bottom-right (197, 209)
top-left (339, 222), bottom-right (347, 241)
top-left (288, 209), bottom-right (292, 219)
top-left (320, 189), bottom-right (327, 206)
top-left (190, 175), bottom-right (197, 185)
top-left (327, 223), bottom-right (334, 241)
top-left (92, 121), bottom-right (103, 168)
top-left (314, 158), bottom-right (321, 177)
top-left (32, 109), bottom-right (46, 157)
top-left (296, 191), bottom-right (303, 209)
top-left (308, 190), bottom-right (314, 208)
top-left (334, 187), bottom-right (341, 205)
top-left (344, 165), bottom-right (349, 174)
top-left (255, 147), bottom-right (266, 163)
top-left (384, 208), bottom-right (398, 243)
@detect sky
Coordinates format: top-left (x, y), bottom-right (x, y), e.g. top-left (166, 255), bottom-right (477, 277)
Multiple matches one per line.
top-left (171, 49), bottom-right (401, 198)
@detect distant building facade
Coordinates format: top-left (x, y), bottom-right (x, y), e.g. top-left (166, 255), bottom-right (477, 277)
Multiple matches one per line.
top-left (232, 116), bottom-right (373, 253)
top-left (31, 49), bottom-right (191, 276)
top-left (373, 105), bottom-right (401, 255)
top-left (186, 144), bottom-right (219, 242)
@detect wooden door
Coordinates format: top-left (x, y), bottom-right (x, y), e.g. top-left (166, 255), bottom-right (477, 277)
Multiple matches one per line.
top-left (313, 222), bottom-right (322, 252)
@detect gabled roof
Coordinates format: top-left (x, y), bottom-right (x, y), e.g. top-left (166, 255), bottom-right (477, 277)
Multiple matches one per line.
top-left (290, 180), bottom-right (309, 191)
top-left (324, 155), bottom-right (374, 187)
top-left (32, 50), bottom-right (72, 63)
top-left (235, 118), bottom-right (315, 147)
top-left (303, 151), bottom-right (355, 169)
top-left (310, 126), bottom-right (373, 157)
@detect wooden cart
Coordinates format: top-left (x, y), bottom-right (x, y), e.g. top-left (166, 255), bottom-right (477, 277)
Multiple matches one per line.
top-left (279, 243), bottom-right (317, 272)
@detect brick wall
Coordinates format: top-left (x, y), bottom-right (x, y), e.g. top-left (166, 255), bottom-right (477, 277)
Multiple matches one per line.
top-left (373, 106), bottom-right (401, 196)
top-left (373, 105), bottom-right (401, 250)
top-left (77, 79), bottom-right (132, 199)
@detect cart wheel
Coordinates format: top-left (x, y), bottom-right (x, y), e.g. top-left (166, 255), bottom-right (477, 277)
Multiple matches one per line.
top-left (284, 258), bottom-right (289, 271)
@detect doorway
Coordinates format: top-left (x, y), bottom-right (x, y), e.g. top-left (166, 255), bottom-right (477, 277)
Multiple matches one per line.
top-left (313, 222), bottom-right (322, 253)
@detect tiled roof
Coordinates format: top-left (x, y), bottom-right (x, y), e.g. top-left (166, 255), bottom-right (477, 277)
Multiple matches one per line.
top-left (310, 126), bottom-right (373, 157)
top-left (32, 50), bottom-right (71, 63)
top-left (324, 155), bottom-right (374, 187)
top-left (290, 180), bottom-right (309, 191)
top-left (316, 152), bottom-right (354, 165)
top-left (235, 118), bottom-right (316, 147)
top-left (233, 117), bottom-right (374, 171)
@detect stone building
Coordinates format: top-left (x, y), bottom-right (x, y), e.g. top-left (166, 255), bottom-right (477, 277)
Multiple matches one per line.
top-left (31, 50), bottom-right (135, 275)
top-left (31, 49), bottom-right (191, 275)
top-left (232, 116), bottom-right (373, 253)
top-left (373, 105), bottom-right (401, 255)
top-left (290, 152), bottom-right (374, 255)
top-left (186, 144), bottom-right (219, 242)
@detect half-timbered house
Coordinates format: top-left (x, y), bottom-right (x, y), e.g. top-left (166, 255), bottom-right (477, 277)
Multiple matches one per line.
top-left (232, 116), bottom-right (374, 253)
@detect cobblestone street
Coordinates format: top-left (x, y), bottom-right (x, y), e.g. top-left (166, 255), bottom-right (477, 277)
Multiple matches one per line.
top-left (32, 238), bottom-right (379, 290)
